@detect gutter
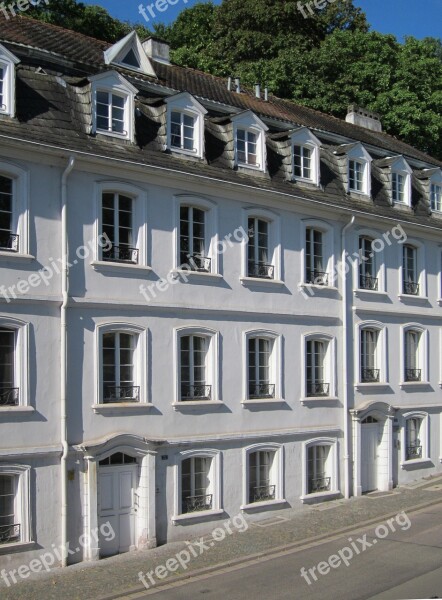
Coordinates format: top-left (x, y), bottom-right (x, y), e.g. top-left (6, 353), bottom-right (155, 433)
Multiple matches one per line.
top-left (61, 155), bottom-right (75, 567)
top-left (342, 215), bottom-right (355, 499)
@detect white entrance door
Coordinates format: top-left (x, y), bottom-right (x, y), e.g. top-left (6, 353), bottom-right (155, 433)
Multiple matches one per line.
top-left (98, 464), bottom-right (137, 556)
top-left (361, 423), bottom-right (379, 492)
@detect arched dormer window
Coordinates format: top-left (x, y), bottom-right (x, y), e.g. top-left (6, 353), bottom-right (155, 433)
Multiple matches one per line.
top-left (232, 111), bottom-right (268, 173)
top-left (0, 44), bottom-right (19, 118)
top-left (165, 92), bottom-right (207, 159)
top-left (429, 169), bottom-right (442, 213)
top-left (335, 143), bottom-right (372, 196)
top-left (390, 156), bottom-right (412, 206)
top-left (290, 127), bottom-right (321, 186)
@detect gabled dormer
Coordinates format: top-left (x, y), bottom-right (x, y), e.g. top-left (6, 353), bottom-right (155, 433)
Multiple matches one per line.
top-left (418, 168), bottom-right (442, 213)
top-left (165, 92), bottom-right (207, 159)
top-left (335, 142), bottom-right (372, 197)
top-left (231, 111), bottom-right (268, 173)
top-left (389, 156), bottom-right (413, 206)
top-left (104, 31), bottom-right (156, 77)
top-left (289, 127), bottom-right (321, 185)
top-left (89, 71), bottom-right (138, 142)
top-left (0, 44), bottom-right (20, 118)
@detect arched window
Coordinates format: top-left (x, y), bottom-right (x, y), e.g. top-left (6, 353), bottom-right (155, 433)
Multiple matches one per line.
top-left (243, 443), bottom-right (283, 508)
top-left (175, 327), bottom-right (218, 404)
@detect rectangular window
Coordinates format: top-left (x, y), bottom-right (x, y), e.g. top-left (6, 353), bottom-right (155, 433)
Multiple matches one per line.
top-left (406, 418), bottom-right (423, 460)
top-left (305, 228), bottom-right (327, 285)
top-left (249, 451), bottom-right (275, 503)
top-left (0, 328), bottom-right (17, 406)
top-left (349, 160), bottom-right (364, 192)
top-left (293, 145), bottom-right (312, 179)
top-left (237, 129), bottom-right (258, 166)
top-left (0, 475), bottom-right (20, 544)
top-left (248, 337), bottom-right (274, 398)
top-left (181, 456), bottom-right (212, 513)
top-left (402, 245), bottom-right (419, 295)
top-left (359, 237), bottom-right (378, 290)
top-left (0, 66), bottom-right (4, 111)
top-left (96, 91), bottom-right (125, 134)
top-left (306, 340), bottom-right (329, 396)
top-left (360, 329), bottom-right (380, 382)
top-left (308, 446), bottom-right (331, 493)
top-left (0, 176), bottom-right (17, 252)
top-left (392, 172), bottom-right (405, 203)
top-left (247, 217), bottom-right (273, 278)
top-left (180, 335), bottom-right (210, 401)
top-left (171, 111), bottom-right (195, 151)
top-left (431, 184), bottom-right (442, 212)
top-left (404, 330), bottom-right (421, 382)
top-left (101, 193), bottom-right (137, 263)
top-left (102, 332), bottom-right (139, 403)
top-left (179, 206), bottom-right (209, 271)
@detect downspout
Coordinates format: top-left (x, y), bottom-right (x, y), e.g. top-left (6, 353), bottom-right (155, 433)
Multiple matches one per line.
top-left (342, 215), bottom-right (355, 499)
top-left (61, 156), bottom-right (75, 567)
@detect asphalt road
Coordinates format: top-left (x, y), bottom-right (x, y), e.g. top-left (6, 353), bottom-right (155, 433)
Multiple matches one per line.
top-left (135, 503), bottom-right (442, 600)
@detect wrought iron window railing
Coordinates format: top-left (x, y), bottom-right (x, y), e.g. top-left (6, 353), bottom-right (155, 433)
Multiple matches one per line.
top-left (0, 233), bottom-right (19, 252)
top-left (183, 494), bottom-right (213, 514)
top-left (405, 368), bottom-right (421, 382)
top-left (406, 444), bottom-right (422, 460)
top-left (403, 281), bottom-right (419, 296)
top-left (361, 368), bottom-right (380, 383)
top-left (248, 383), bottom-right (275, 399)
top-left (0, 523), bottom-right (20, 544)
top-left (102, 245), bottom-right (139, 264)
top-left (359, 276), bottom-right (378, 291)
top-left (103, 386), bottom-right (140, 403)
top-left (0, 387), bottom-right (19, 406)
top-left (306, 382), bottom-right (330, 397)
top-left (181, 254), bottom-right (211, 273)
top-left (180, 384), bottom-right (212, 401)
top-left (309, 476), bottom-right (331, 494)
top-left (306, 269), bottom-right (328, 286)
top-left (247, 262), bottom-right (274, 279)
top-left (250, 484), bottom-right (276, 503)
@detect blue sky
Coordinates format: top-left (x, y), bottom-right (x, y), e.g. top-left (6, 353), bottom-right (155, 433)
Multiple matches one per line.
top-left (83, 0), bottom-right (441, 41)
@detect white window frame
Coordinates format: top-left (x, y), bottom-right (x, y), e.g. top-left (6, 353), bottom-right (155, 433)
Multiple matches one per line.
top-left (353, 228), bottom-right (386, 293)
top-left (401, 411), bottom-right (430, 466)
top-left (0, 44), bottom-right (19, 118)
top-left (346, 144), bottom-right (372, 196)
top-left (429, 170), bottom-right (442, 213)
top-left (241, 443), bottom-right (284, 510)
top-left (94, 322), bottom-right (147, 409)
top-left (355, 321), bottom-right (387, 387)
top-left (90, 71), bottom-right (137, 142)
top-left (165, 92), bottom-right (207, 159)
top-left (301, 219), bottom-right (334, 288)
top-left (92, 181), bottom-right (149, 271)
top-left (172, 195), bottom-right (219, 276)
top-left (398, 239), bottom-right (426, 298)
top-left (232, 111), bottom-right (268, 173)
top-left (0, 464), bottom-right (31, 547)
top-left (0, 161), bottom-right (30, 257)
top-left (301, 333), bottom-right (336, 401)
top-left (173, 326), bottom-right (219, 406)
top-left (241, 207), bottom-right (281, 282)
top-left (390, 157), bottom-right (413, 207)
top-left (172, 449), bottom-right (222, 522)
top-left (242, 330), bottom-right (282, 404)
top-left (400, 324), bottom-right (429, 385)
top-left (290, 127), bottom-right (321, 185)
top-left (0, 317), bottom-right (29, 410)
top-left (301, 438), bottom-right (339, 501)
top-left (104, 31), bottom-right (156, 77)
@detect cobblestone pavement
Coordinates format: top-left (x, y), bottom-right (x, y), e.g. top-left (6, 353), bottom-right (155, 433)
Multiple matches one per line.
top-left (1, 477), bottom-right (442, 600)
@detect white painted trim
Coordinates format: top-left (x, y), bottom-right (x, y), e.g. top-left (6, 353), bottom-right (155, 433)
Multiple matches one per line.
top-left (301, 437), bottom-right (339, 500)
top-left (242, 329), bottom-right (283, 402)
top-left (242, 206), bottom-right (282, 281)
top-left (242, 443), bottom-right (284, 507)
top-left (0, 464), bottom-right (31, 544)
top-left (301, 332), bottom-right (336, 400)
top-left (355, 320), bottom-right (388, 385)
top-left (400, 410), bottom-right (430, 466)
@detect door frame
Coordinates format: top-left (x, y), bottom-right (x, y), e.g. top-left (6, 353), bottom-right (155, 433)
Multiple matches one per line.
top-left (360, 422), bottom-right (379, 492)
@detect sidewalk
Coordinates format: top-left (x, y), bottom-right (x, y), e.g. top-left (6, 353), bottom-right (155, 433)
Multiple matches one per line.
top-left (2, 476), bottom-right (442, 600)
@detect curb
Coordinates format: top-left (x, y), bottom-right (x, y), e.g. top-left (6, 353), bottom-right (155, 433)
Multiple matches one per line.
top-left (93, 494), bottom-right (442, 600)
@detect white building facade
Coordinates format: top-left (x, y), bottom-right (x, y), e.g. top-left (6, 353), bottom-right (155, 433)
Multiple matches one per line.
top-left (0, 20), bottom-right (441, 570)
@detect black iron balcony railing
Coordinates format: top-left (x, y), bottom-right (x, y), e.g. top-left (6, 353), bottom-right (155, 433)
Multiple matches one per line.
top-left (102, 245), bottom-right (139, 264)
top-left (0, 387), bottom-right (19, 406)
top-left (181, 384), bottom-right (212, 401)
top-left (361, 368), bottom-right (380, 383)
top-left (251, 484), bottom-right (276, 503)
top-left (248, 262), bottom-right (274, 279)
top-left (0, 232), bottom-right (19, 252)
top-left (403, 281), bottom-right (419, 296)
top-left (104, 385), bottom-right (140, 403)
top-left (181, 254), bottom-right (211, 273)
top-left (0, 523), bottom-right (20, 544)
top-left (359, 275), bottom-right (379, 291)
top-left (306, 381), bottom-right (330, 397)
top-left (306, 269), bottom-right (329, 286)
top-left (249, 383), bottom-right (275, 399)
top-left (309, 476), bottom-right (331, 494)
top-left (406, 444), bottom-right (422, 460)
top-left (183, 494), bottom-right (213, 514)
top-left (405, 368), bottom-right (421, 382)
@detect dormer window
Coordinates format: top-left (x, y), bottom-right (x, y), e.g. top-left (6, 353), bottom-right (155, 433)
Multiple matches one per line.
top-left (121, 49), bottom-right (140, 69)
top-left (0, 44), bottom-right (20, 118)
top-left (349, 160), bottom-right (364, 192)
top-left (290, 128), bottom-right (321, 185)
top-left (232, 111), bottom-right (268, 173)
top-left (90, 72), bottom-right (138, 142)
top-left (389, 157), bottom-right (412, 206)
top-left (165, 93), bottom-right (207, 159)
top-left (103, 31), bottom-right (156, 77)
top-left (392, 171), bottom-right (405, 203)
top-left (431, 183), bottom-right (442, 212)
top-left (336, 143), bottom-right (372, 196)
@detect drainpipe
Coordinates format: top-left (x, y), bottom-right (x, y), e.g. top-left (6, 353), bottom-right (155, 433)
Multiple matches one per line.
top-left (342, 215), bottom-right (355, 499)
top-left (61, 156), bottom-right (75, 567)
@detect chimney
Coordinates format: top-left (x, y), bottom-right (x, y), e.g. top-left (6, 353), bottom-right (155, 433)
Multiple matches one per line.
top-left (255, 83), bottom-right (261, 99)
top-left (235, 77), bottom-right (241, 93)
top-left (227, 77), bottom-right (232, 91)
top-left (345, 104), bottom-right (382, 132)
top-left (142, 36), bottom-right (170, 65)
top-left (264, 87), bottom-right (269, 101)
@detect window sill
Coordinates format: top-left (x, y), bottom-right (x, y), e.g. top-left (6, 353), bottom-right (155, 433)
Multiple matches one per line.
top-left (0, 541), bottom-right (36, 555)
top-left (242, 398), bottom-right (285, 407)
top-left (240, 277), bottom-right (284, 287)
top-left (172, 508), bottom-right (224, 524)
top-left (168, 147), bottom-right (203, 160)
top-left (291, 177), bottom-right (319, 187)
top-left (240, 499), bottom-right (287, 511)
top-left (171, 269), bottom-right (222, 281)
top-left (354, 382), bottom-right (390, 390)
top-left (236, 162), bottom-right (266, 174)
top-left (91, 261), bottom-right (152, 274)
top-left (95, 129), bottom-right (131, 142)
top-left (172, 401), bottom-right (224, 411)
top-left (300, 490), bottom-right (340, 503)
top-left (400, 458), bottom-right (432, 469)
top-left (0, 406), bottom-right (34, 413)
top-left (399, 381), bottom-right (430, 389)
top-left (299, 283), bottom-right (338, 293)
top-left (354, 289), bottom-right (388, 298)
top-left (0, 252), bottom-right (34, 262)
top-left (398, 294), bottom-right (429, 303)
top-left (300, 396), bottom-right (338, 404)
top-left (92, 403), bottom-right (154, 414)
